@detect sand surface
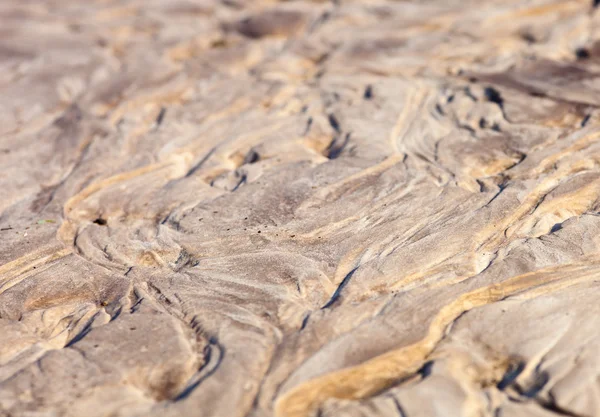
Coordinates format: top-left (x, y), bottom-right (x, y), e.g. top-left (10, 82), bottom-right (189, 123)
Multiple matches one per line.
top-left (2, 1), bottom-right (600, 416)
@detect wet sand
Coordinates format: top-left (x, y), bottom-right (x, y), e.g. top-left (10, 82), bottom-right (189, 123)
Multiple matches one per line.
top-left (2, 1), bottom-right (600, 416)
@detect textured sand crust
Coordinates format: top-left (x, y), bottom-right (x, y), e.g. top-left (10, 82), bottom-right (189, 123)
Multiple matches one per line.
top-left (2, 1), bottom-right (600, 416)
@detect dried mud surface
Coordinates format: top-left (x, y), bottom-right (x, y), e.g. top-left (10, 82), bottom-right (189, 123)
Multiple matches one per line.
top-left (3, 1), bottom-right (600, 416)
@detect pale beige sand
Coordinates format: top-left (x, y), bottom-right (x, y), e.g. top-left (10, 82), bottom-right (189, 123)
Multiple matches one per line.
top-left (2, 1), bottom-right (600, 416)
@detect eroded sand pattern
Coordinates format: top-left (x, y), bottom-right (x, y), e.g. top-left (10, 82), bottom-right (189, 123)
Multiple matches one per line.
top-left (2, 1), bottom-right (600, 416)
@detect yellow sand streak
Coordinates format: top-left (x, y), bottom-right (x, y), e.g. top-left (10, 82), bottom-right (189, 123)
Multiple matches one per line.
top-left (0, 248), bottom-right (71, 294)
top-left (275, 258), bottom-right (600, 417)
top-left (57, 153), bottom-right (193, 243)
